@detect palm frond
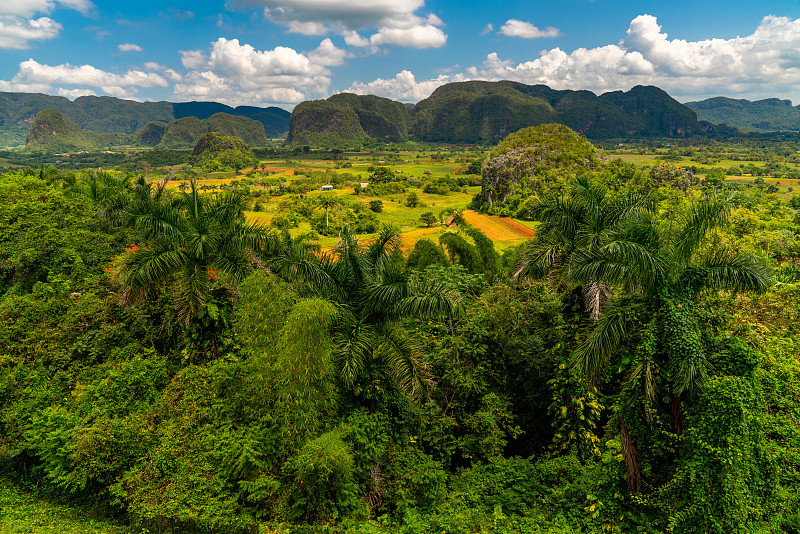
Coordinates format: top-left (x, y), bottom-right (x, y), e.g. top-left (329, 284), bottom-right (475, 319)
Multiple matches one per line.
top-left (572, 305), bottom-right (637, 384)
top-left (331, 311), bottom-right (375, 387)
top-left (376, 323), bottom-right (433, 399)
top-left (118, 245), bottom-right (186, 305)
top-left (695, 247), bottom-right (772, 295)
top-left (672, 192), bottom-right (738, 265)
top-left (398, 274), bottom-right (464, 320)
top-left (368, 224), bottom-right (402, 273)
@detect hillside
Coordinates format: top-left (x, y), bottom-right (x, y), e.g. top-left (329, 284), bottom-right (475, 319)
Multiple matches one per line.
top-left (289, 82), bottom-right (716, 145)
top-left (0, 92), bottom-right (291, 147)
top-left (24, 109), bottom-right (106, 151)
top-left (686, 96), bottom-right (800, 131)
top-left (287, 93), bottom-right (410, 146)
top-left (155, 113), bottom-right (268, 149)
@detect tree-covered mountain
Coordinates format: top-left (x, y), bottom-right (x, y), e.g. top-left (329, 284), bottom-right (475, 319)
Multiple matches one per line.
top-left (686, 96), bottom-right (800, 131)
top-left (288, 82), bottom-right (718, 145)
top-left (153, 113), bottom-right (268, 149)
top-left (0, 92), bottom-right (291, 147)
top-left (25, 109), bottom-right (107, 151)
top-left (287, 93), bottom-right (411, 146)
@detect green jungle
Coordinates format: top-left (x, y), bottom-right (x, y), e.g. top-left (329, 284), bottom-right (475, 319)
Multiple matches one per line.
top-left (3, 122), bottom-right (800, 534)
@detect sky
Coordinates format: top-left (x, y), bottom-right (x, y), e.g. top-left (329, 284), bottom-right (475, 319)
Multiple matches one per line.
top-left (3, 0), bottom-right (800, 110)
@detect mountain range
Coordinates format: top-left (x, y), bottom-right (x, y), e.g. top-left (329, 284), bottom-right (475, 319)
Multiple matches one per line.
top-left (685, 97), bottom-right (800, 132)
top-left (0, 83), bottom-right (761, 152)
top-left (0, 92), bottom-right (291, 149)
top-left (289, 82), bottom-right (725, 146)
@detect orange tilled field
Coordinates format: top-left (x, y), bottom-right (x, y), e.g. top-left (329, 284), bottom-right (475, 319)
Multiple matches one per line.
top-left (400, 227), bottom-right (442, 251)
top-left (461, 211), bottom-right (534, 240)
top-left (489, 216), bottom-right (536, 238)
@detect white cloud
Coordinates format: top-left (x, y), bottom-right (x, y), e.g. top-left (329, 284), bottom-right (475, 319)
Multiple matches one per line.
top-left (15, 59), bottom-right (169, 88)
top-left (0, 0), bottom-right (91, 48)
top-left (175, 37), bottom-right (333, 106)
top-left (173, 71), bottom-right (304, 103)
top-left (287, 20), bottom-right (327, 35)
top-left (480, 23), bottom-right (493, 36)
top-left (0, 59), bottom-right (169, 98)
top-left (232, 0), bottom-right (425, 29)
top-left (56, 87), bottom-right (96, 99)
top-left (343, 30), bottom-right (370, 47)
top-left (499, 19), bottom-right (560, 39)
top-left (143, 62), bottom-right (183, 81)
top-left (0, 0), bottom-right (93, 17)
top-left (369, 23), bottom-right (446, 48)
top-left (230, 0), bottom-right (447, 49)
top-left (118, 42), bottom-right (142, 52)
top-left (350, 14), bottom-right (800, 105)
top-left (349, 69), bottom-right (458, 101)
top-left (0, 16), bottom-right (61, 49)
top-left (308, 38), bottom-right (347, 66)
top-left (180, 49), bottom-right (208, 69)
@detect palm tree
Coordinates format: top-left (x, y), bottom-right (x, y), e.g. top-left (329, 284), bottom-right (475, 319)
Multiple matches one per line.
top-left (514, 176), bottom-right (655, 319)
top-left (113, 180), bottom-right (275, 359)
top-left (568, 191), bottom-right (770, 491)
top-left (264, 224), bottom-right (462, 401)
top-left (317, 194), bottom-right (338, 229)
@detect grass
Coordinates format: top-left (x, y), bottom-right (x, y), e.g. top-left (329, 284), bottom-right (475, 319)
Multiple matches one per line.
top-left (0, 478), bottom-right (129, 534)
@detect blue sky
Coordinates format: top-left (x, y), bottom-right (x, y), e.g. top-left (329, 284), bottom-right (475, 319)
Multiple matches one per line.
top-left (2, 0), bottom-right (800, 109)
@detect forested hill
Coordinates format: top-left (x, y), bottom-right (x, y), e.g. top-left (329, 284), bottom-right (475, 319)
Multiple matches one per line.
top-left (0, 92), bottom-right (291, 143)
top-left (686, 96), bottom-right (800, 132)
top-left (289, 82), bottom-right (723, 145)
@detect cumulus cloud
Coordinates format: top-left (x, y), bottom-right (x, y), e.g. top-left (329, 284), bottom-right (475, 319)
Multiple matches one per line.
top-left (14, 59), bottom-right (168, 88)
top-left (370, 24), bottom-right (446, 48)
top-left (0, 0), bottom-right (92, 48)
top-left (118, 43), bottom-right (142, 52)
top-left (349, 69), bottom-right (459, 101)
top-left (499, 19), bottom-right (560, 39)
top-left (0, 0), bottom-right (93, 17)
top-left (232, 0), bottom-right (424, 29)
top-left (0, 59), bottom-right (168, 98)
top-left (308, 38), bottom-right (347, 66)
top-left (143, 62), bottom-right (183, 81)
top-left (349, 14), bottom-right (800, 104)
top-left (230, 0), bottom-right (447, 49)
top-left (287, 20), bottom-right (327, 35)
top-left (0, 16), bottom-right (61, 49)
top-left (175, 37), bottom-right (332, 105)
top-left (343, 30), bottom-right (370, 47)
top-left (480, 23), bottom-right (493, 36)
top-left (56, 87), bottom-right (96, 99)
top-left (180, 49), bottom-right (208, 69)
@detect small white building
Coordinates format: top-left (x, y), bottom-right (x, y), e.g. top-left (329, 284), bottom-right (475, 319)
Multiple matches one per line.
top-left (320, 184), bottom-right (334, 191)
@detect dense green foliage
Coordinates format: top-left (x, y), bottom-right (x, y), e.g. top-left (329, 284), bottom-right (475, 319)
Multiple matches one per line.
top-left (192, 132), bottom-right (258, 171)
top-left (478, 123), bottom-right (599, 213)
top-left (2, 126), bottom-right (800, 534)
